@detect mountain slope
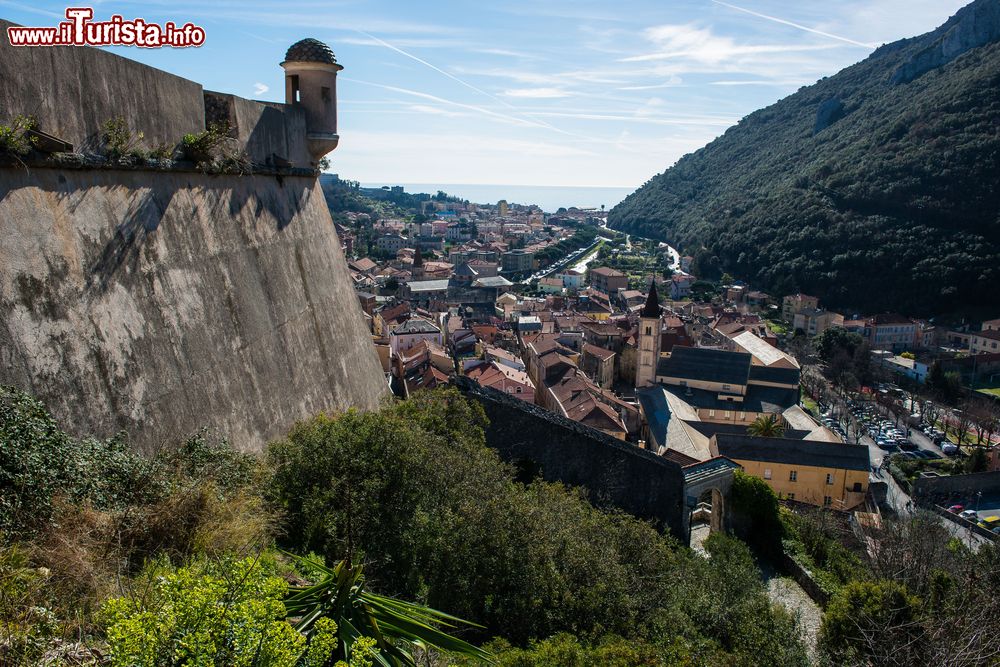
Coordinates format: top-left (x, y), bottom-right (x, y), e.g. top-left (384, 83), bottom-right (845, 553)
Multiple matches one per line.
top-left (608, 0), bottom-right (1000, 318)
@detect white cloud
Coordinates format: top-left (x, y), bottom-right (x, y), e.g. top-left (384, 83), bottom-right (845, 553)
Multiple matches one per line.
top-left (343, 78), bottom-right (544, 129)
top-left (711, 1), bottom-right (875, 49)
top-left (502, 87), bottom-right (572, 99)
top-left (407, 104), bottom-right (466, 118)
top-left (815, 0), bottom-right (967, 47)
top-left (622, 23), bottom-right (844, 65)
top-left (525, 110), bottom-right (737, 128)
top-left (252, 82), bottom-right (269, 96)
top-left (709, 79), bottom-right (811, 86)
top-left (331, 130), bottom-right (653, 187)
top-left (635, 97), bottom-right (665, 117)
top-left (337, 35), bottom-right (464, 49)
top-left (618, 77), bottom-right (683, 91)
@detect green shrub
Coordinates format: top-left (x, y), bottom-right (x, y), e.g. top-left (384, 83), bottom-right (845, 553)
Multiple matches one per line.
top-left (99, 555), bottom-right (389, 667)
top-left (731, 469), bottom-right (783, 553)
top-left (467, 633), bottom-right (688, 667)
top-left (0, 386), bottom-right (260, 543)
top-left (780, 508), bottom-right (867, 597)
top-left (0, 544), bottom-right (61, 664)
top-left (0, 115), bottom-right (38, 158)
top-left (181, 121), bottom-right (236, 166)
top-left (102, 555), bottom-right (307, 666)
top-left (0, 385), bottom-right (77, 538)
top-left (101, 116), bottom-right (145, 160)
top-left (820, 580), bottom-right (923, 665)
top-left (268, 389), bottom-right (808, 664)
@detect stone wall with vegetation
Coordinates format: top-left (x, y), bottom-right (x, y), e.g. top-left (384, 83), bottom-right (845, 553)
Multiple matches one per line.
top-left (0, 18), bottom-right (311, 167)
top-left (453, 376), bottom-right (687, 539)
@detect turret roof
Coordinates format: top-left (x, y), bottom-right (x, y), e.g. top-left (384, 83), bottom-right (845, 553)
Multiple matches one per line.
top-left (284, 38), bottom-right (339, 65)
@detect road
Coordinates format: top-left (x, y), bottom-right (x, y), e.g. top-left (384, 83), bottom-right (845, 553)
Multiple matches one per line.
top-left (524, 237), bottom-right (606, 283)
top-left (598, 223), bottom-right (682, 273)
top-left (570, 243), bottom-right (603, 273)
top-left (822, 396), bottom-right (991, 549)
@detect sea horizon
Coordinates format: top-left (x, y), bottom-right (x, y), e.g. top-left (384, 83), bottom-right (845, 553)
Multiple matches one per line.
top-left (359, 182), bottom-right (637, 214)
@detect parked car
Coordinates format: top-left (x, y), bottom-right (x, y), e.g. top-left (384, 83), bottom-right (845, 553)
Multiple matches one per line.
top-left (978, 516), bottom-right (1000, 530)
top-left (942, 443), bottom-right (959, 455)
top-left (959, 510), bottom-right (979, 521)
top-left (947, 505), bottom-right (964, 513)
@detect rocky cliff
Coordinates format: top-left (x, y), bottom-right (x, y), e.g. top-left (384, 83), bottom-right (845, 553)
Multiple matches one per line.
top-left (892, 0), bottom-right (1000, 83)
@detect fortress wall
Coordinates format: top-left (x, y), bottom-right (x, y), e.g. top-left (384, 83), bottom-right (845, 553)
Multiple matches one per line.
top-left (0, 20), bottom-right (205, 151)
top-left (204, 92), bottom-right (312, 166)
top-left (1, 19), bottom-right (311, 167)
top-left (0, 167), bottom-right (389, 450)
top-left (453, 377), bottom-right (686, 539)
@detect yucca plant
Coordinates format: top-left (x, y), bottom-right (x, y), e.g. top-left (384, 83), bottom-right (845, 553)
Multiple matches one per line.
top-left (284, 554), bottom-right (494, 666)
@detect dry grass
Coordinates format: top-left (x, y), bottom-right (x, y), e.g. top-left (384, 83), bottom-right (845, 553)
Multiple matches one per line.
top-left (13, 483), bottom-right (278, 652)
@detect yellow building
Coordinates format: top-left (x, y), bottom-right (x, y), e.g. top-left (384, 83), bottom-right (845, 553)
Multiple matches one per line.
top-left (711, 434), bottom-right (869, 510)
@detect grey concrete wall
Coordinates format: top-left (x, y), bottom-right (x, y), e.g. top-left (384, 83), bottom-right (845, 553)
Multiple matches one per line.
top-left (453, 377), bottom-right (687, 539)
top-left (205, 92), bottom-right (311, 167)
top-left (913, 471), bottom-right (1000, 503)
top-left (0, 19), bottom-right (205, 151)
top-left (0, 167), bottom-right (389, 451)
top-left (1, 19), bottom-right (313, 168)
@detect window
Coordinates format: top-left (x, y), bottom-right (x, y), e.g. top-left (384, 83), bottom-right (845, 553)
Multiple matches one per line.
top-left (852, 482), bottom-right (863, 492)
top-left (290, 74), bottom-right (300, 103)
top-left (824, 496), bottom-right (833, 507)
top-left (724, 411), bottom-right (730, 420)
top-left (321, 86), bottom-right (331, 102)
top-left (826, 473), bottom-right (834, 485)
top-left (516, 387), bottom-right (522, 393)
top-left (739, 412), bottom-right (746, 421)
top-left (645, 326), bottom-right (652, 336)
top-left (763, 468), bottom-right (772, 480)
top-left (789, 470), bottom-right (798, 482)
top-left (787, 493), bottom-right (795, 501)
top-left (708, 410), bottom-right (715, 418)
top-left (723, 384), bottom-right (731, 391)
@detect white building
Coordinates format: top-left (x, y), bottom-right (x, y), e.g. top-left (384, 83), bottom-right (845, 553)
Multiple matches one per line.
top-left (389, 317), bottom-right (444, 356)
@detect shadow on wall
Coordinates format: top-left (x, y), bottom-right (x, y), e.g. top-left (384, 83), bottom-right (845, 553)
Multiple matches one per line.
top-left (0, 170), bottom-right (314, 293)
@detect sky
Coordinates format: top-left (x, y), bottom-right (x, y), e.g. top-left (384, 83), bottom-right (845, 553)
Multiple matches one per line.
top-left (2, 0), bottom-right (970, 189)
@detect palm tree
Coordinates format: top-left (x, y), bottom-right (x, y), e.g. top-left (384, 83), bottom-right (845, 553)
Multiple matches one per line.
top-left (748, 414), bottom-right (785, 438)
top-left (284, 555), bottom-right (494, 666)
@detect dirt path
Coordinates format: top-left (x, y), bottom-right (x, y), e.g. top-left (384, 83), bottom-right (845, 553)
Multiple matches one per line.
top-left (761, 565), bottom-right (823, 664)
top-left (690, 527), bottom-right (822, 663)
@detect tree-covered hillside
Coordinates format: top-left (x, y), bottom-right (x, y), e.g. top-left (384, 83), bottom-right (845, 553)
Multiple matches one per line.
top-left (608, 0), bottom-right (1000, 318)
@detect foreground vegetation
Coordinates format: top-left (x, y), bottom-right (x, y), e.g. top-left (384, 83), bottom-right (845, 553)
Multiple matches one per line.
top-left (5, 382), bottom-right (996, 665)
top-left (0, 386), bottom-right (808, 665)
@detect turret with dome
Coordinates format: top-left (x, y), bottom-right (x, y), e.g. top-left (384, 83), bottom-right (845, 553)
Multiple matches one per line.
top-left (281, 38), bottom-right (344, 164)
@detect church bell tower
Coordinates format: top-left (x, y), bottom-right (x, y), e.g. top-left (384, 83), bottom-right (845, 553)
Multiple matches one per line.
top-left (636, 281), bottom-right (662, 389)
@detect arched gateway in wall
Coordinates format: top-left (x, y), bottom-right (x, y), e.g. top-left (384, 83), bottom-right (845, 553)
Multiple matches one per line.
top-left (682, 458), bottom-right (741, 545)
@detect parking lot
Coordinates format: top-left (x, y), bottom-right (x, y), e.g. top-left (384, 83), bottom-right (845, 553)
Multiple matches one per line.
top-left (943, 491), bottom-right (1000, 526)
top-left (808, 389), bottom-right (996, 545)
